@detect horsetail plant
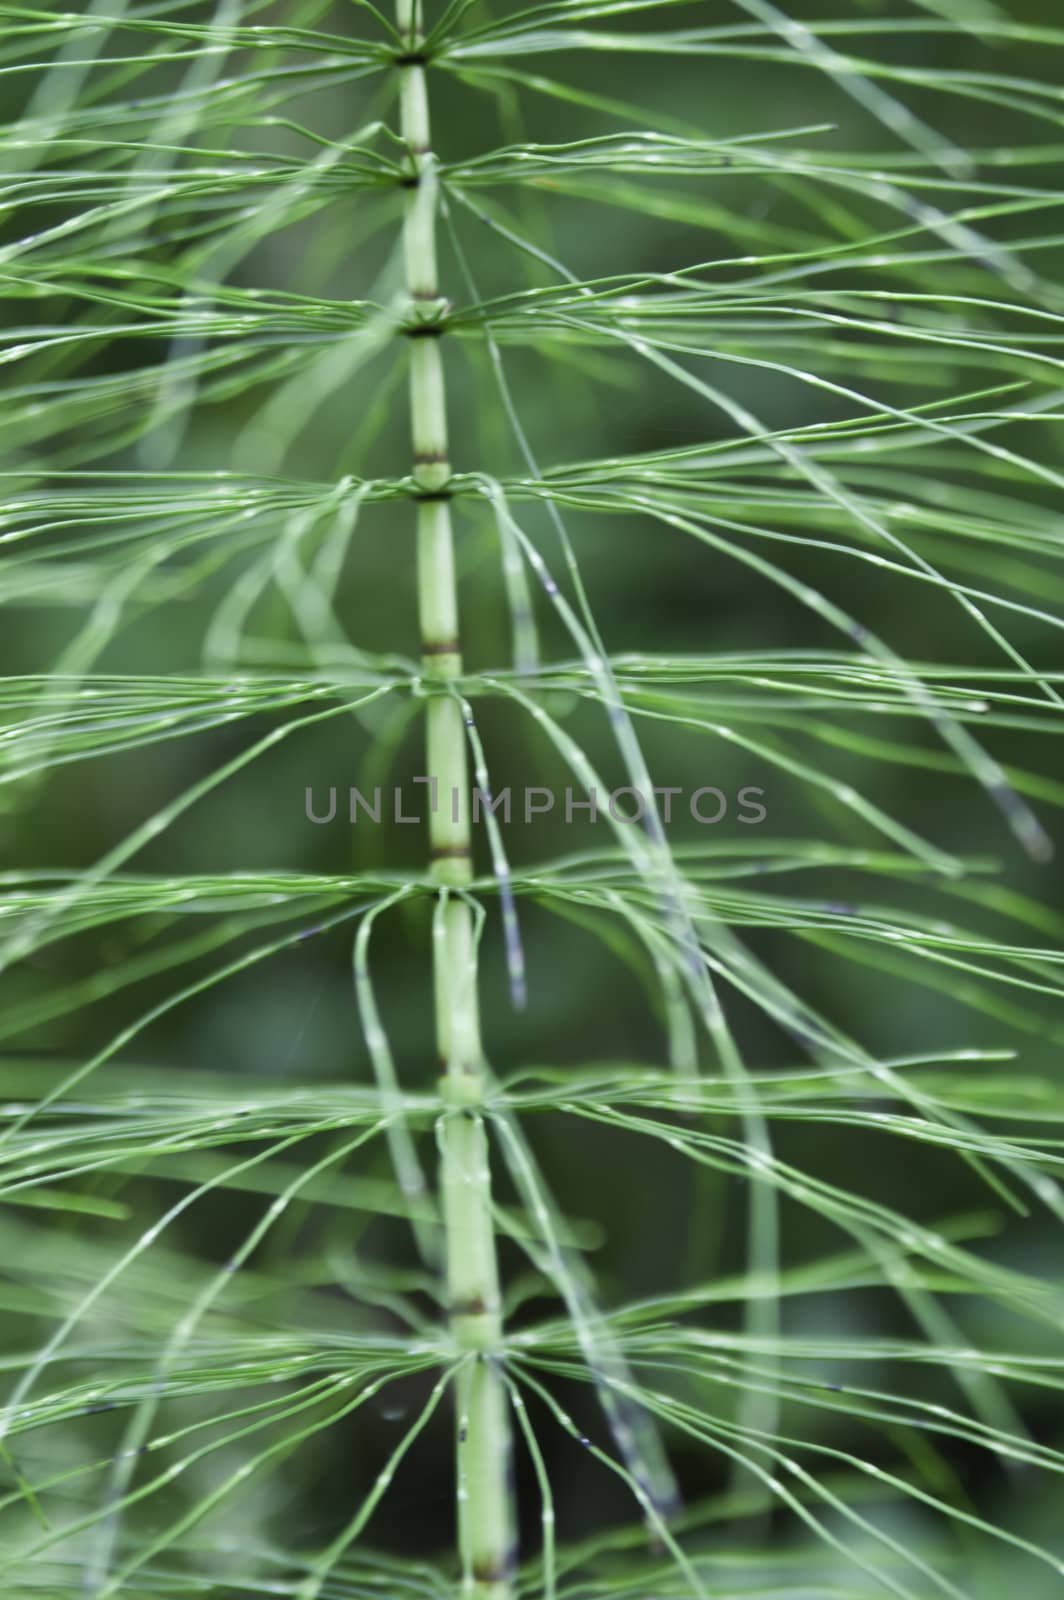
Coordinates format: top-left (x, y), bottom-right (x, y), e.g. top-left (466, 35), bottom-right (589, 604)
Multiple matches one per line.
top-left (4, 2), bottom-right (1064, 1598)
top-left (398, 1), bottom-right (515, 1590)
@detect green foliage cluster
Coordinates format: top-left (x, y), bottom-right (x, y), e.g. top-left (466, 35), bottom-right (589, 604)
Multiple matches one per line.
top-left (2, 1), bottom-right (1064, 1596)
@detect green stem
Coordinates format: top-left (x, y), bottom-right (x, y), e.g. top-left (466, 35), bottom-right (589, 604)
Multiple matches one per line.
top-left (396, 4), bottom-right (515, 1594)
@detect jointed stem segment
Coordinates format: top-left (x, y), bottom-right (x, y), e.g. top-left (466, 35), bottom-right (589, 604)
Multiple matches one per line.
top-left (396, 3), bottom-right (515, 1593)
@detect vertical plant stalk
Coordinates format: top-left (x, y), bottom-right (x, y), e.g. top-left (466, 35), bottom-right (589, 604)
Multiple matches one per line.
top-left (396, 3), bottom-right (515, 1594)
